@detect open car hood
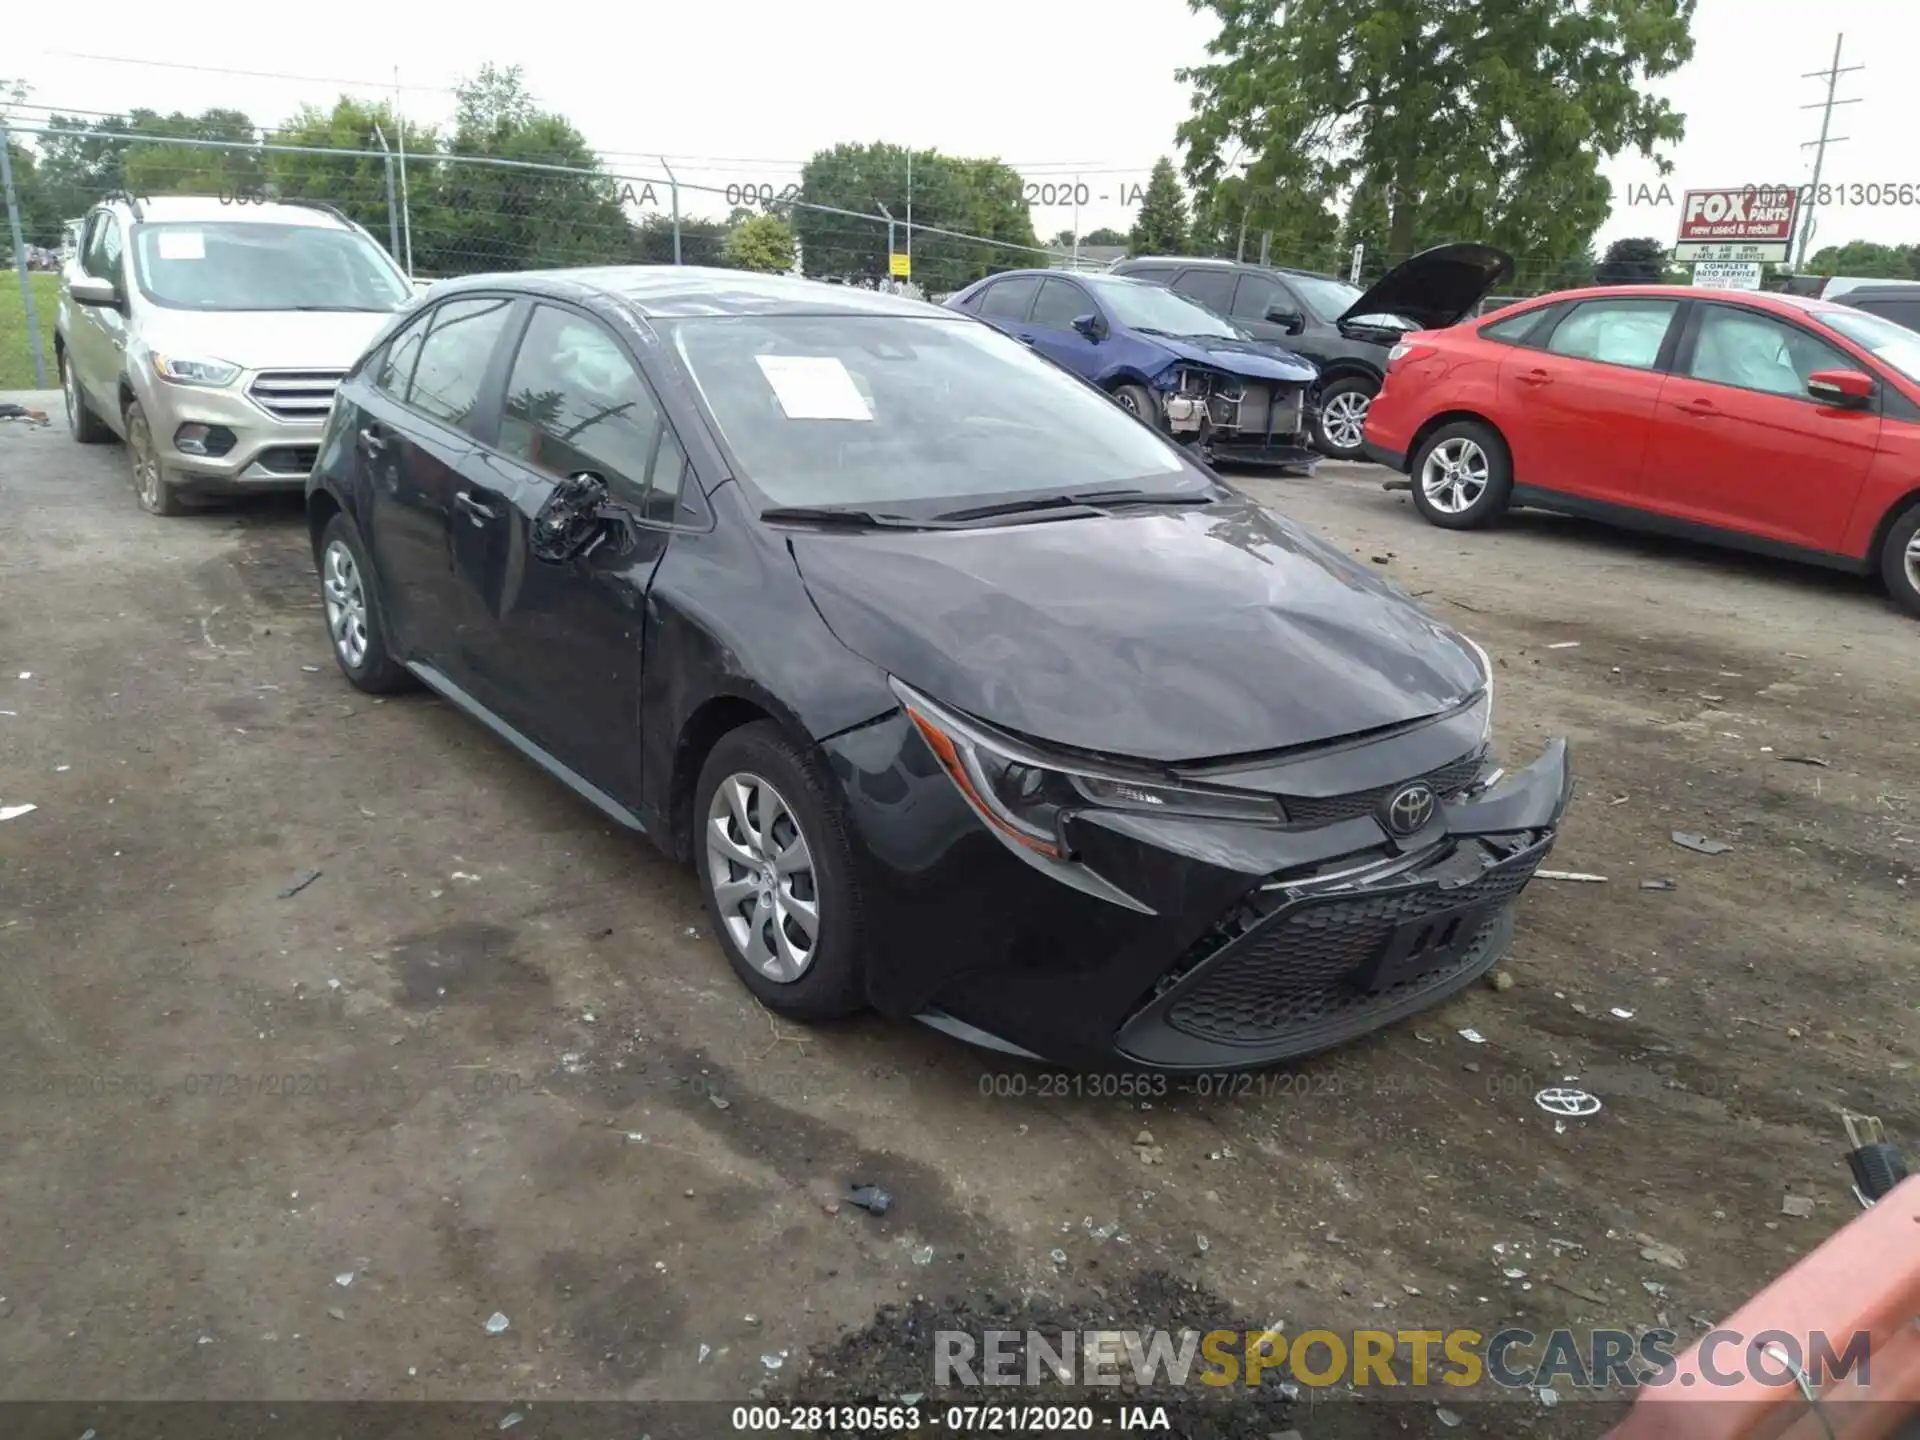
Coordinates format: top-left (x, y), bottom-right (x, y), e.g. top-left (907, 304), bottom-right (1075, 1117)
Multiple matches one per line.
top-left (1151, 332), bottom-right (1318, 384)
top-left (787, 494), bottom-right (1483, 765)
top-left (1336, 242), bottom-right (1515, 331)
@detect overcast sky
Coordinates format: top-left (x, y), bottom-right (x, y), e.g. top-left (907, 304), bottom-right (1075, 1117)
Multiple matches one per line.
top-left (11, 0), bottom-right (1917, 263)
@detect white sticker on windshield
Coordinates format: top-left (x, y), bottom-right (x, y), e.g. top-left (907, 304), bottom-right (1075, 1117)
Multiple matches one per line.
top-left (754, 354), bottom-right (872, 421)
top-left (156, 231), bottom-right (205, 260)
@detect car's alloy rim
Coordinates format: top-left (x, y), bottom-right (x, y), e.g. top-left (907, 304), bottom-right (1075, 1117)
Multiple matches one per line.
top-left (1322, 390), bottom-right (1370, 450)
top-left (321, 540), bottom-right (370, 669)
top-left (1421, 437), bottom-right (1489, 514)
top-left (63, 358), bottom-right (81, 433)
top-left (1907, 530), bottom-right (1920, 594)
top-left (1116, 391), bottom-right (1140, 416)
top-left (706, 772), bottom-right (818, 983)
top-left (128, 414), bottom-right (161, 509)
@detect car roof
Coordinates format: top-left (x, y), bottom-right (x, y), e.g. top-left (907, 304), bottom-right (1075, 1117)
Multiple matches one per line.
top-left (420, 266), bottom-right (958, 320)
top-left (1116, 255), bottom-right (1337, 281)
top-left (110, 196), bottom-right (353, 228)
top-left (1504, 284), bottom-right (1860, 321)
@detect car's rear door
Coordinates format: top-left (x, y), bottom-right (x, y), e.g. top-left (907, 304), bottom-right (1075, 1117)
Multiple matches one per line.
top-left (1498, 296), bottom-right (1682, 511)
top-left (447, 300), bottom-right (685, 796)
top-left (359, 294), bottom-right (519, 665)
top-left (1645, 301), bottom-right (1879, 550)
top-left (970, 276), bottom-right (1042, 343)
top-left (1169, 267), bottom-right (1237, 319)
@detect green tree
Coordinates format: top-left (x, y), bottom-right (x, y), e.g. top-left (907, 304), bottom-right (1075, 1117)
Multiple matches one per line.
top-left (726, 212), bottom-right (795, 272)
top-left (1049, 226), bottom-right (1127, 248)
top-left (268, 97), bottom-right (439, 257)
top-left (119, 108), bottom-right (264, 196)
top-left (423, 63), bottom-right (632, 274)
top-left (1178, 0), bottom-right (1695, 277)
top-left (1128, 157), bottom-right (1190, 255)
top-left (793, 142), bottom-right (1039, 291)
top-left (628, 213), bottom-right (728, 266)
top-left (1594, 236), bottom-right (1667, 284)
top-left (1805, 240), bottom-right (1919, 280)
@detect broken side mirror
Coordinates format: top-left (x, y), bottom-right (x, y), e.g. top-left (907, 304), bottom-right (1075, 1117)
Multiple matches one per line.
top-left (531, 471), bottom-right (628, 563)
top-left (1072, 313), bottom-right (1105, 341)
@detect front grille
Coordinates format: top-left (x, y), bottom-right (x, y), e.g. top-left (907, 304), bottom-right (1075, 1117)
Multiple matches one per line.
top-left (248, 370), bottom-right (345, 422)
top-left (254, 445), bottom-right (320, 475)
top-left (1281, 750), bottom-right (1486, 828)
top-left (1162, 844), bottom-right (1545, 1048)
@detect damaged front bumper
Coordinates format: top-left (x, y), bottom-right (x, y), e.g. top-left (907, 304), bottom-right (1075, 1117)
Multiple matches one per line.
top-left (1157, 373), bottom-right (1317, 469)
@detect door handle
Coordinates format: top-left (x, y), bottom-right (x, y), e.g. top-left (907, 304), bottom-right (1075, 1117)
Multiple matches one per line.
top-left (1675, 398), bottom-right (1719, 417)
top-left (357, 426), bottom-right (387, 454)
top-left (1516, 370), bottom-right (1552, 387)
top-left (454, 490), bottom-right (498, 522)
top-left (1017, 333), bottom-right (1036, 346)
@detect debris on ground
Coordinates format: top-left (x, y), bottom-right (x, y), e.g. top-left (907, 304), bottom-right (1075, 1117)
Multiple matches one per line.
top-left (0, 403), bottom-right (51, 425)
top-left (846, 1184), bottom-right (893, 1216)
top-left (0, 803), bottom-right (37, 822)
top-left (1535, 1088), bottom-right (1602, 1118)
top-left (1671, 831), bottom-right (1734, 855)
top-left (1370, 554), bottom-right (1392, 565)
top-left (1639, 878), bottom-right (1677, 891)
top-left (334, 1271), bottom-right (354, 1287)
top-left (1781, 1195), bottom-right (1816, 1218)
top-left (280, 869), bottom-right (324, 899)
top-left (326, 1307), bottom-right (346, 1322)
top-left (1546, 641), bottom-right (1581, 650)
top-left (1637, 1236), bottom-right (1688, 1270)
top-left (1457, 1028), bottom-right (1487, 1045)
top-left (1536, 868), bottom-right (1608, 882)
top-left (1487, 969), bottom-right (1514, 992)
top-left (1779, 755), bottom-right (1831, 768)
top-left (1610, 1007), bottom-right (1636, 1020)
top-left (484, 1312), bottom-right (510, 1334)
top-left (499, 1413), bottom-right (523, 1431)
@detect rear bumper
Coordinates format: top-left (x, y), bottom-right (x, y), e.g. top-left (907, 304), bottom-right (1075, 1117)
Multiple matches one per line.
top-left (1361, 439), bottom-right (1409, 472)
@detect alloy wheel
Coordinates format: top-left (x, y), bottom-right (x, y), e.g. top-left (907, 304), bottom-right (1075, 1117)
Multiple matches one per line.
top-left (1321, 390), bottom-right (1370, 451)
top-left (128, 412), bottom-right (161, 510)
top-left (1420, 437), bottom-right (1490, 515)
top-left (321, 539), bottom-right (370, 669)
top-left (62, 357), bottom-right (82, 436)
top-left (705, 772), bottom-right (819, 984)
top-left (1115, 391), bottom-right (1140, 416)
top-left (1907, 530), bottom-right (1920, 595)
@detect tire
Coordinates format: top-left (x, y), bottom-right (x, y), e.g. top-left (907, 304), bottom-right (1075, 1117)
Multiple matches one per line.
top-left (1312, 375), bottom-right (1378, 459)
top-left (1111, 382), bottom-right (1165, 430)
top-left (60, 348), bottom-right (110, 444)
top-left (693, 721), bottom-right (867, 1021)
top-left (124, 400), bottom-right (185, 515)
top-left (317, 513), bottom-right (413, 693)
top-left (1879, 502), bottom-right (1920, 619)
top-left (1409, 419), bottom-right (1514, 531)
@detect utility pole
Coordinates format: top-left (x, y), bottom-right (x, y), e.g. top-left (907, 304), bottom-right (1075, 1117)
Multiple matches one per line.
top-left (393, 68), bottom-right (414, 275)
top-left (1795, 32), bottom-right (1862, 271)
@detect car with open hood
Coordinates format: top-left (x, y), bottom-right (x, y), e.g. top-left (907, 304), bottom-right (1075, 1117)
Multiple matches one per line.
top-left (306, 265), bottom-right (1573, 1071)
top-left (943, 269), bottom-right (1321, 468)
top-left (1109, 243), bottom-right (1515, 461)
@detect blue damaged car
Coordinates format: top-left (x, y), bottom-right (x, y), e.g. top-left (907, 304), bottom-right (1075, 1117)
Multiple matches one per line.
top-left (945, 269), bottom-right (1320, 467)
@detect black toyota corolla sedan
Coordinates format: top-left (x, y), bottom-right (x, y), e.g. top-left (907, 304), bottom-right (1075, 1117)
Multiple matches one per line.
top-left (305, 266), bottom-right (1572, 1071)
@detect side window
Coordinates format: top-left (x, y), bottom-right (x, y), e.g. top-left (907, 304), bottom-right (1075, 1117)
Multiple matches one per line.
top-left (372, 311), bottom-right (432, 399)
top-left (405, 296), bottom-right (516, 434)
top-left (500, 303), bottom-right (681, 520)
top-left (80, 214), bottom-right (109, 278)
top-left (1686, 306), bottom-right (1853, 400)
top-left (1123, 266), bottom-right (1178, 285)
top-left (1029, 278), bottom-right (1090, 329)
top-left (1230, 273), bottom-right (1289, 321)
top-left (91, 215), bottom-right (124, 285)
top-left (1544, 299), bottom-right (1678, 370)
top-left (1479, 306), bottom-right (1555, 345)
top-left (1172, 269), bottom-right (1236, 313)
top-left (978, 276), bottom-right (1041, 322)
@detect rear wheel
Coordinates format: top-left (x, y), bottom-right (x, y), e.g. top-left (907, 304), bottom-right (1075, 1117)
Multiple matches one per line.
top-left (1879, 502), bottom-right (1920, 619)
top-left (1409, 420), bottom-right (1513, 530)
top-left (61, 349), bottom-right (110, 444)
top-left (124, 400), bottom-right (185, 515)
top-left (1312, 376), bottom-right (1377, 459)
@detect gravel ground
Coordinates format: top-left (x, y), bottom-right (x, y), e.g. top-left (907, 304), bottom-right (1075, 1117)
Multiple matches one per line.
top-left (2, 391), bottom-right (1913, 1438)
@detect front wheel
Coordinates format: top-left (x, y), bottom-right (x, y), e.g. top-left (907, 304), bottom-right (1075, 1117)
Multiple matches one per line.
top-left (1409, 420), bottom-right (1513, 530)
top-left (1879, 502), bottom-right (1920, 619)
top-left (124, 400), bottom-right (184, 515)
top-left (1312, 376), bottom-right (1377, 459)
top-left (1111, 383), bottom-right (1165, 430)
top-left (694, 721), bottom-right (867, 1021)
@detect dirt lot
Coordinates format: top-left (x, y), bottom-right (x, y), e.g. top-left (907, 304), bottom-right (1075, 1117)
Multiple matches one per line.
top-left (1, 391), bottom-right (1914, 1438)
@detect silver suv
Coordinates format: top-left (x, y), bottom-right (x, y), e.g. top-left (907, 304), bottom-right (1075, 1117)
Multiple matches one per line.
top-left (56, 195), bottom-right (415, 515)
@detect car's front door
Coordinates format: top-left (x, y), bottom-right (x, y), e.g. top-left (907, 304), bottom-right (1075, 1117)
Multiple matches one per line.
top-left (447, 300), bottom-right (681, 797)
top-left (68, 211), bottom-right (128, 421)
top-left (1227, 271), bottom-right (1308, 347)
top-left (1022, 277), bottom-right (1104, 374)
top-left (1645, 302), bottom-right (1879, 550)
top-left (1498, 296), bottom-right (1682, 511)
top-left (361, 294), bottom-right (519, 664)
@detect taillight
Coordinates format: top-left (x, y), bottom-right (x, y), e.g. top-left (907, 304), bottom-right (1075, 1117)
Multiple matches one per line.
top-left (1387, 342), bottom-right (1439, 369)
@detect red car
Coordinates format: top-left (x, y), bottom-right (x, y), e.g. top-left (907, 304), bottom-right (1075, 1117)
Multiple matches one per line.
top-left (1361, 285), bottom-right (1920, 616)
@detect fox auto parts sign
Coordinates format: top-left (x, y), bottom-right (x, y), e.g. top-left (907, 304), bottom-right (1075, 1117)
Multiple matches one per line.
top-left (1674, 187), bottom-right (1798, 262)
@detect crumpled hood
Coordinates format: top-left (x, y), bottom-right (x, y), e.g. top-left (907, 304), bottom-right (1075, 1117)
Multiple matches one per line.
top-left (1148, 332), bottom-right (1318, 385)
top-left (788, 495), bottom-right (1483, 764)
top-left (134, 307), bottom-right (399, 373)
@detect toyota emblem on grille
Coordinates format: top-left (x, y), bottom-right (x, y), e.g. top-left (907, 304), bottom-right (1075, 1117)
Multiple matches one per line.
top-left (1384, 782), bottom-right (1437, 836)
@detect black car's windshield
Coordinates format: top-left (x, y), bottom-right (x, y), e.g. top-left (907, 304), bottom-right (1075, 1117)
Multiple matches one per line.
top-left (131, 222), bottom-right (412, 312)
top-left (1820, 307), bottom-right (1920, 385)
top-left (669, 314), bottom-right (1193, 509)
top-left (1288, 273), bottom-right (1367, 322)
top-left (1079, 278), bottom-right (1243, 339)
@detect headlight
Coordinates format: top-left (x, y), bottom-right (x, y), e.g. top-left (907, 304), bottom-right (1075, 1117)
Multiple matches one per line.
top-left (1460, 634), bottom-right (1494, 741)
top-left (890, 678), bottom-right (1284, 859)
top-left (152, 354), bottom-right (241, 387)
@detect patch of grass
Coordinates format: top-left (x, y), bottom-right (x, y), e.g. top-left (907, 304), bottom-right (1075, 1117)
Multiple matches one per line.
top-left (0, 272), bottom-right (60, 390)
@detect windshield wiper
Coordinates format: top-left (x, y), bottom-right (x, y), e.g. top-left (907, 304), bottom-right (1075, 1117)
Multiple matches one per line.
top-left (759, 505), bottom-right (952, 530)
top-left (933, 488), bottom-right (1213, 523)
